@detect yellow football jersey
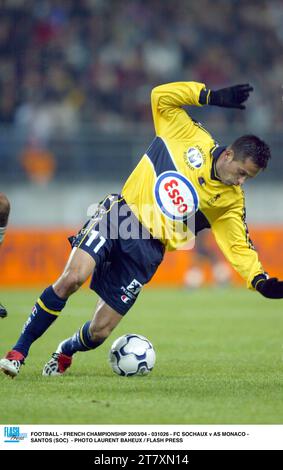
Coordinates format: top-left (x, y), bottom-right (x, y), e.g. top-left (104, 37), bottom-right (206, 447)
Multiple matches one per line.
top-left (122, 82), bottom-right (265, 289)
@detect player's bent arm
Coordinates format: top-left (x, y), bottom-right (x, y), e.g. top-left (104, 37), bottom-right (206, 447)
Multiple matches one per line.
top-left (0, 192), bottom-right (10, 245)
top-left (150, 81), bottom-right (253, 138)
top-left (151, 81), bottom-right (207, 111)
top-left (151, 81), bottom-right (206, 138)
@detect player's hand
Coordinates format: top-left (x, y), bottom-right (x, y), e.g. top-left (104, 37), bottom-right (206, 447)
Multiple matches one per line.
top-left (256, 277), bottom-right (283, 299)
top-left (209, 84), bottom-right (253, 109)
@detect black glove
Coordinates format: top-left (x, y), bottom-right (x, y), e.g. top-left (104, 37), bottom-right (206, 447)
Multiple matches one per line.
top-left (0, 303), bottom-right (8, 318)
top-left (256, 277), bottom-right (283, 299)
top-left (208, 84), bottom-right (253, 109)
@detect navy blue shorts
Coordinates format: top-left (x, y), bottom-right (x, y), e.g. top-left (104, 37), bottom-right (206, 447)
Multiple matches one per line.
top-left (70, 194), bottom-right (165, 315)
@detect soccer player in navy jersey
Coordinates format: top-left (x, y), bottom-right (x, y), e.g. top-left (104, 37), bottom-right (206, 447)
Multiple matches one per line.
top-left (1, 82), bottom-right (282, 378)
top-left (0, 192), bottom-right (10, 319)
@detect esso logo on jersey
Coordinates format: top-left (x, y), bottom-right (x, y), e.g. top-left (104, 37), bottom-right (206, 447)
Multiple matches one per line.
top-left (154, 171), bottom-right (199, 220)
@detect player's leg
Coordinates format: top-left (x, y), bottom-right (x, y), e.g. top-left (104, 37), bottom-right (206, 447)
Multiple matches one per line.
top-left (43, 297), bottom-right (123, 375)
top-left (43, 196), bottom-right (165, 377)
top-left (0, 195), bottom-right (116, 377)
top-left (0, 247), bottom-right (95, 377)
top-left (43, 245), bottom-right (164, 376)
top-left (0, 192), bottom-right (10, 318)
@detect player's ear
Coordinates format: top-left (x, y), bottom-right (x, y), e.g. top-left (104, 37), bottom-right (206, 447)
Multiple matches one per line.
top-left (225, 149), bottom-right (234, 163)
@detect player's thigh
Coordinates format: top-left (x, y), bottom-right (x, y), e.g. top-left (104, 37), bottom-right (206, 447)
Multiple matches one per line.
top-left (90, 297), bottom-right (123, 336)
top-left (56, 247), bottom-right (96, 284)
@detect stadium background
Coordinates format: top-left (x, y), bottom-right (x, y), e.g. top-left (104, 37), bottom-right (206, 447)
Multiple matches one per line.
top-left (1, 0), bottom-right (283, 287)
top-left (1, 0), bottom-right (283, 427)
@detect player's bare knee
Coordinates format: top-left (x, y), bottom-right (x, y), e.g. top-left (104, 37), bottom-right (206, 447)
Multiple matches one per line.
top-left (54, 269), bottom-right (85, 298)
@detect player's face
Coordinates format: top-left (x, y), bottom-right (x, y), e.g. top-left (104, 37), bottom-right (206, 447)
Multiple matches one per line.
top-left (217, 150), bottom-right (261, 186)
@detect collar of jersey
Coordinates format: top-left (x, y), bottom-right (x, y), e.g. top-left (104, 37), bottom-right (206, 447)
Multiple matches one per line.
top-left (211, 145), bottom-right (226, 181)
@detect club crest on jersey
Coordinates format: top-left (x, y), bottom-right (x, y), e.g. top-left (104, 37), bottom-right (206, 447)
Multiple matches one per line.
top-left (185, 147), bottom-right (204, 169)
top-left (154, 171), bottom-right (199, 221)
top-left (127, 279), bottom-right (143, 295)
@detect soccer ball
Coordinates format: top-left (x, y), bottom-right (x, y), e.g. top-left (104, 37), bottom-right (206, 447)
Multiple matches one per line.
top-left (109, 334), bottom-right (156, 376)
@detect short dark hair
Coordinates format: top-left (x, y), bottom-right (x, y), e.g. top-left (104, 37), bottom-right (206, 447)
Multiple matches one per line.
top-left (231, 134), bottom-right (271, 170)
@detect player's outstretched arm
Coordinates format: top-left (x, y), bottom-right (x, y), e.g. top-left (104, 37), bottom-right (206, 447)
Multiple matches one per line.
top-left (199, 84), bottom-right (253, 110)
top-left (255, 278), bottom-right (283, 299)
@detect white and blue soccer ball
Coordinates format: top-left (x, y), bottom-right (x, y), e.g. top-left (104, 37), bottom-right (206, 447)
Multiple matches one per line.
top-left (109, 334), bottom-right (156, 377)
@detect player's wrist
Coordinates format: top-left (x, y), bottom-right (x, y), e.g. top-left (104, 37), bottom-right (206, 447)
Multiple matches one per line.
top-left (252, 273), bottom-right (268, 291)
top-left (199, 88), bottom-right (211, 105)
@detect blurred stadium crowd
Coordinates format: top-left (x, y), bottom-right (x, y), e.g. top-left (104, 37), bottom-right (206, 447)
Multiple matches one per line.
top-left (0, 0), bottom-right (283, 140)
top-left (0, 0), bottom-right (282, 286)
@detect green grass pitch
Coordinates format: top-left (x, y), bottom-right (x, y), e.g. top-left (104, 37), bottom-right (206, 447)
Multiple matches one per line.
top-left (0, 287), bottom-right (282, 424)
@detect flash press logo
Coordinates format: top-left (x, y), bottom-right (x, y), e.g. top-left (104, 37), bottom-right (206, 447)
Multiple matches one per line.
top-left (4, 426), bottom-right (28, 443)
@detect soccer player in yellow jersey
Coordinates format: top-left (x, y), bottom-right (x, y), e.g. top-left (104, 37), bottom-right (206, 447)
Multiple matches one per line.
top-left (0, 192), bottom-right (10, 319)
top-left (1, 82), bottom-right (282, 377)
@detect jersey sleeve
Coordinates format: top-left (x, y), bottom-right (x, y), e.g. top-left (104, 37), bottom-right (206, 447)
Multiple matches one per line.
top-left (210, 202), bottom-right (266, 290)
top-left (151, 82), bottom-right (207, 140)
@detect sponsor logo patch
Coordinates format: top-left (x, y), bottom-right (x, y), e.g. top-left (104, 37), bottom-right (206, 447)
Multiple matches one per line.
top-left (154, 171), bottom-right (199, 220)
top-left (121, 295), bottom-right (131, 304)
